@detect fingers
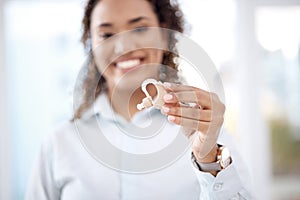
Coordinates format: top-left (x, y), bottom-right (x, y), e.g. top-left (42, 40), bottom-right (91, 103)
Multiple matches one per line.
top-left (161, 105), bottom-right (212, 122)
top-left (168, 115), bottom-right (209, 133)
top-left (164, 91), bottom-right (213, 109)
top-left (161, 82), bottom-right (225, 135)
top-left (163, 82), bottom-right (224, 109)
top-left (162, 83), bottom-right (225, 160)
top-left (163, 82), bottom-right (208, 94)
top-left (167, 115), bottom-right (223, 135)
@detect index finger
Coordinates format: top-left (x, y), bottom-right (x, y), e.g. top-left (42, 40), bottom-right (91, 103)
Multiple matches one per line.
top-left (163, 82), bottom-right (209, 95)
top-left (163, 82), bottom-right (213, 107)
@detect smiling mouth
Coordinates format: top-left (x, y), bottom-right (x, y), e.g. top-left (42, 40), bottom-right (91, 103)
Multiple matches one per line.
top-left (114, 58), bottom-right (145, 71)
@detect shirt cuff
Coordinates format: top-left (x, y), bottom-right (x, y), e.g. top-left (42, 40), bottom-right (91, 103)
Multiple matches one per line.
top-left (192, 159), bottom-right (249, 199)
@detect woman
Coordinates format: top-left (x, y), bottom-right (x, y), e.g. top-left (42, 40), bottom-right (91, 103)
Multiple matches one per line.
top-left (26, 0), bottom-right (252, 199)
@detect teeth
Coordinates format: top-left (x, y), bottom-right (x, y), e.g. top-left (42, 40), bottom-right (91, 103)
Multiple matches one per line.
top-left (116, 59), bottom-right (141, 69)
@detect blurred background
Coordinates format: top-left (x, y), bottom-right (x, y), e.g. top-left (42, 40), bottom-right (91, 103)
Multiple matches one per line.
top-left (0, 0), bottom-right (299, 199)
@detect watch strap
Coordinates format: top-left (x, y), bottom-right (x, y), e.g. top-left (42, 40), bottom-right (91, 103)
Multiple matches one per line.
top-left (196, 160), bottom-right (222, 172)
top-left (191, 145), bottom-right (232, 172)
top-left (191, 152), bottom-right (222, 172)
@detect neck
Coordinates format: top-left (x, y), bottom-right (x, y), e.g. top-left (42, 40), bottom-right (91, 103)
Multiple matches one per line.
top-left (107, 84), bottom-right (157, 121)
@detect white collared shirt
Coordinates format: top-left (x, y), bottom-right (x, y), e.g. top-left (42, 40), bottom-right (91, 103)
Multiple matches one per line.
top-left (26, 93), bottom-right (253, 200)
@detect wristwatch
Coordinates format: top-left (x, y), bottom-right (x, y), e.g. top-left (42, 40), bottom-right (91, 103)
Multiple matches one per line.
top-left (191, 145), bottom-right (232, 172)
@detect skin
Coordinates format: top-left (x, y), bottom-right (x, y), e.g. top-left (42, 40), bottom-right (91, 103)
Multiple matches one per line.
top-left (90, 0), bottom-right (163, 119)
top-left (161, 83), bottom-right (225, 176)
top-left (90, 0), bottom-right (226, 176)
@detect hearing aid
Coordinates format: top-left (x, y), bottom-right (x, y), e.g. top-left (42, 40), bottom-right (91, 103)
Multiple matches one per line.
top-left (137, 79), bottom-right (168, 110)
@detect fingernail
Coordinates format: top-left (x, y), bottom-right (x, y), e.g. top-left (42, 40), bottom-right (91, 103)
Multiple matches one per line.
top-left (162, 106), bottom-right (170, 113)
top-left (168, 115), bottom-right (176, 122)
top-left (164, 94), bottom-right (173, 101)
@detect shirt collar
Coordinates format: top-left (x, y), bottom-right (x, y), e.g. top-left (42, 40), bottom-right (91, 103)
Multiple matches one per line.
top-left (81, 92), bottom-right (160, 123)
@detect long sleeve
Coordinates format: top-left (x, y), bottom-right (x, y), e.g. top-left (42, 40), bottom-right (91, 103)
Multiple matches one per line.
top-left (25, 135), bottom-right (60, 200)
top-left (193, 129), bottom-right (254, 200)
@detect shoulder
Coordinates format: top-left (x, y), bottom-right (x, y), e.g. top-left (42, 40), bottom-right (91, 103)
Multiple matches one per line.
top-left (47, 120), bottom-right (76, 141)
top-left (40, 120), bottom-right (81, 155)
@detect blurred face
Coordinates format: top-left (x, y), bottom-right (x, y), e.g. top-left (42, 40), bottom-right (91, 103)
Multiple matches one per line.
top-left (90, 0), bottom-right (165, 92)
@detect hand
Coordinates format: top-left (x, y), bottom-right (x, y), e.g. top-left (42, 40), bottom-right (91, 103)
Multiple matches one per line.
top-left (161, 82), bottom-right (225, 163)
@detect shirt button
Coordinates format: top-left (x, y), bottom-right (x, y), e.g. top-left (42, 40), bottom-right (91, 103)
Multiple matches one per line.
top-left (213, 183), bottom-right (223, 191)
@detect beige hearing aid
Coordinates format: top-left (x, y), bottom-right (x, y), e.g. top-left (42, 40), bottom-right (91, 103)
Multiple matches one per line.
top-left (137, 79), bottom-right (168, 110)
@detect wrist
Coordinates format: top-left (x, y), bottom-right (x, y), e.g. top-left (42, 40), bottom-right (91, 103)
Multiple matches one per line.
top-left (193, 144), bottom-right (218, 163)
top-left (191, 144), bottom-right (232, 176)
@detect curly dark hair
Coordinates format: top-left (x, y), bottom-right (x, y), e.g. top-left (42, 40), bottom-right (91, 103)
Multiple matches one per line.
top-left (72, 0), bottom-right (185, 120)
